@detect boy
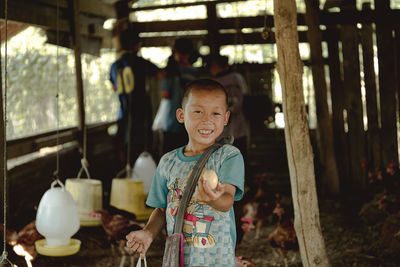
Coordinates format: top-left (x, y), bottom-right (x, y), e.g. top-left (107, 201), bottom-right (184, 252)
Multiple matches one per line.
top-left (126, 79), bottom-right (245, 266)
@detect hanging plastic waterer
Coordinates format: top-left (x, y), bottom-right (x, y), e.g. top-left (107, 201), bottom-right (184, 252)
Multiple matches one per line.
top-left (132, 151), bottom-right (157, 195)
top-left (35, 180), bottom-right (81, 256)
top-left (65, 158), bottom-right (103, 227)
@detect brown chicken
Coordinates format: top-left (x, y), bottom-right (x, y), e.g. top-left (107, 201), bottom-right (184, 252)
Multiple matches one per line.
top-left (0, 221), bottom-right (43, 267)
top-left (91, 209), bottom-right (144, 267)
top-left (239, 173), bottom-right (275, 240)
top-left (268, 204), bottom-right (298, 267)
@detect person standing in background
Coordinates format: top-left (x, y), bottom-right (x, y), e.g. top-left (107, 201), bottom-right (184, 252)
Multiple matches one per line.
top-left (109, 20), bottom-right (162, 166)
top-left (161, 37), bottom-right (199, 155)
top-left (209, 54), bottom-right (249, 160)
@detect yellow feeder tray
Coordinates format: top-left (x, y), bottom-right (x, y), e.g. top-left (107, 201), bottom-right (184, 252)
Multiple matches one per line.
top-left (35, 238), bottom-right (81, 257)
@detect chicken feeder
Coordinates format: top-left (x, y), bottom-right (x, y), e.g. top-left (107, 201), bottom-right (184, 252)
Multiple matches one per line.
top-left (65, 178), bottom-right (103, 227)
top-left (132, 151), bottom-right (157, 195)
top-left (109, 178), bottom-right (153, 221)
top-left (35, 180), bottom-right (81, 256)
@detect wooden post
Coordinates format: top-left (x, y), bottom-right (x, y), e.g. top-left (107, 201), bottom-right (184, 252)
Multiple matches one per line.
top-left (360, 3), bottom-right (381, 171)
top-left (0, 29), bottom-right (5, 216)
top-left (375, 0), bottom-right (398, 167)
top-left (206, 2), bottom-right (219, 55)
top-left (326, 26), bottom-right (349, 187)
top-left (304, 0), bottom-right (339, 195)
top-left (114, 0), bottom-right (130, 20)
top-left (396, 27), bottom-right (400, 140)
top-left (69, 0), bottom-right (85, 135)
top-left (273, 1), bottom-right (330, 266)
top-left (340, 3), bottom-right (366, 189)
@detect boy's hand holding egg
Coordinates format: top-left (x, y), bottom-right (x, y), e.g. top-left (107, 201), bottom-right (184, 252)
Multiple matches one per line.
top-left (201, 169), bottom-right (218, 190)
top-left (195, 169), bottom-right (225, 204)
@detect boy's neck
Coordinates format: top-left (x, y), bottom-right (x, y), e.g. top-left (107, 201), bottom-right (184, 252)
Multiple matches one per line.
top-left (183, 142), bottom-right (215, 156)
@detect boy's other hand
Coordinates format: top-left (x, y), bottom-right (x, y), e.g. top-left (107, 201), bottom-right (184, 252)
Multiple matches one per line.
top-left (126, 229), bottom-right (153, 257)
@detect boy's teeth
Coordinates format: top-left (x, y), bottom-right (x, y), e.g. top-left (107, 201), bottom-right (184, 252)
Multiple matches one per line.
top-left (199, 129), bottom-right (212, 134)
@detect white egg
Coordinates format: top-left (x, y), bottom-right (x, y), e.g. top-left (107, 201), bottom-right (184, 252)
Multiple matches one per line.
top-left (202, 169), bottom-right (218, 190)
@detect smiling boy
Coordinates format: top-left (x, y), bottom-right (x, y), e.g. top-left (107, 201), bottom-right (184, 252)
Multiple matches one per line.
top-left (126, 79), bottom-right (245, 266)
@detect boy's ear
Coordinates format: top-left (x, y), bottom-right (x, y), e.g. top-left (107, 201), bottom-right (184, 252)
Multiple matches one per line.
top-left (224, 110), bottom-right (231, 126)
top-left (176, 108), bottom-right (185, 123)
top-left (224, 110), bottom-right (230, 126)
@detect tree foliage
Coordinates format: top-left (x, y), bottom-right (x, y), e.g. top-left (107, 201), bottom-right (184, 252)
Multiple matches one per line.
top-left (1, 27), bottom-right (118, 140)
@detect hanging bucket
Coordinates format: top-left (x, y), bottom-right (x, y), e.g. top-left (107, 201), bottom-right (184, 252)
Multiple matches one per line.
top-left (35, 180), bottom-right (81, 256)
top-left (109, 178), bottom-right (153, 221)
top-left (65, 178), bottom-right (103, 226)
top-left (65, 158), bottom-right (103, 226)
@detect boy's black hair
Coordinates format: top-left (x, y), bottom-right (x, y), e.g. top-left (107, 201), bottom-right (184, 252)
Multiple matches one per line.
top-left (182, 79), bottom-right (229, 108)
top-left (207, 54), bottom-right (229, 68)
top-left (116, 23), bottom-right (141, 51)
top-left (173, 37), bottom-right (194, 55)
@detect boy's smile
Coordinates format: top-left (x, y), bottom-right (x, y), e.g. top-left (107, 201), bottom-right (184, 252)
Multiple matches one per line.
top-left (177, 88), bottom-right (230, 155)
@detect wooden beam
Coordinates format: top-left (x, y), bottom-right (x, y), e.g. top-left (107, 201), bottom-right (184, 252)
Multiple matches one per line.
top-left (0, 0), bottom-right (112, 37)
top-left (0, 23), bottom-right (5, 217)
top-left (130, 0), bottom-right (243, 11)
top-left (305, 0), bottom-right (339, 196)
top-left (206, 2), bottom-right (219, 54)
top-left (32, 0), bottom-right (116, 18)
top-left (340, 3), bottom-right (367, 189)
top-left (326, 25), bottom-right (350, 186)
top-left (69, 0), bottom-right (86, 135)
top-left (6, 122), bottom-right (114, 159)
top-left (132, 10), bottom-right (400, 34)
top-left (360, 3), bottom-right (381, 171)
top-left (375, 0), bottom-right (399, 167)
top-left (274, 0), bottom-right (330, 265)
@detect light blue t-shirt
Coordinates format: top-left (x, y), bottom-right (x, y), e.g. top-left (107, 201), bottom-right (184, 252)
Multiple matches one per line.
top-left (146, 144), bottom-right (244, 267)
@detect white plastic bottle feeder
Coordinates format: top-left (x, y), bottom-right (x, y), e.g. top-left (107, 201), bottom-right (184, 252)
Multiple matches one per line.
top-left (35, 180), bottom-right (81, 256)
top-left (132, 151), bottom-right (157, 195)
top-left (65, 178), bottom-right (103, 226)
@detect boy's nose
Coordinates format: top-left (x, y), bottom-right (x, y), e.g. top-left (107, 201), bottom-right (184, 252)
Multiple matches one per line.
top-left (201, 113), bottom-right (212, 122)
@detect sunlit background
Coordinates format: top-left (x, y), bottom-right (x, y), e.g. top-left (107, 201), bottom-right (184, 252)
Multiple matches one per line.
top-left (2, 0), bottom-right (400, 140)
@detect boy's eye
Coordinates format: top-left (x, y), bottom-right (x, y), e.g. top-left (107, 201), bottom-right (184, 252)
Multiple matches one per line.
top-left (213, 112), bottom-right (221, 116)
top-left (194, 110), bottom-right (202, 114)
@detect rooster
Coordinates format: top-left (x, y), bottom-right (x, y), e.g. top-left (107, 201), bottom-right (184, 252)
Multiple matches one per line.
top-left (90, 209), bottom-right (144, 267)
top-left (268, 202), bottom-right (298, 267)
top-left (0, 221), bottom-right (43, 267)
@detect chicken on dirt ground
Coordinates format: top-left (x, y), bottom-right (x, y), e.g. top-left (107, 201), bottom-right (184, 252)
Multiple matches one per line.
top-left (90, 209), bottom-right (145, 267)
top-left (0, 221), bottom-right (43, 267)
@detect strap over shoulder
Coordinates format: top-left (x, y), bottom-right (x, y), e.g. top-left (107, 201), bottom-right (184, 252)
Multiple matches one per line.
top-left (172, 136), bottom-right (234, 233)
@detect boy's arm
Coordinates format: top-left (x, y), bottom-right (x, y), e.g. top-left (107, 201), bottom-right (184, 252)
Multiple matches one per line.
top-left (125, 208), bottom-right (166, 256)
top-left (196, 177), bottom-right (236, 212)
top-left (143, 207), bottom-right (166, 239)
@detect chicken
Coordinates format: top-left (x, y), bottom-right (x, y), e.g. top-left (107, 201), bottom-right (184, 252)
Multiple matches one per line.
top-left (0, 221), bottom-right (43, 267)
top-left (236, 256), bottom-right (255, 267)
top-left (268, 203), bottom-right (298, 267)
top-left (239, 173), bottom-right (275, 240)
top-left (90, 209), bottom-right (144, 267)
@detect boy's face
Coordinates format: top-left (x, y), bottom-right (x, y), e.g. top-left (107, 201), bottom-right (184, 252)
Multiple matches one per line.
top-left (177, 88), bottom-right (230, 149)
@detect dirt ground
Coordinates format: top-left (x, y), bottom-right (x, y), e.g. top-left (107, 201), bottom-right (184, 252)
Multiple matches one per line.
top-left (4, 199), bottom-right (400, 267)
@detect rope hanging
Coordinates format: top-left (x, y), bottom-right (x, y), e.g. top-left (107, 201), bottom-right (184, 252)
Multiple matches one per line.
top-left (0, 0), bottom-right (15, 265)
top-left (53, 0), bottom-right (61, 182)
